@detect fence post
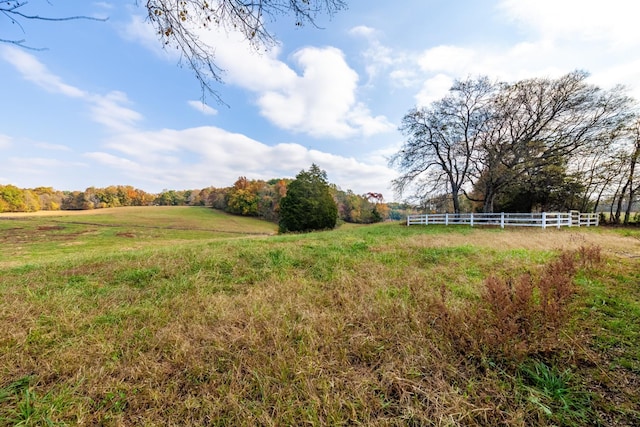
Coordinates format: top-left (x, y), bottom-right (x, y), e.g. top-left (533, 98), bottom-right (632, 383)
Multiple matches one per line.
top-left (445, 213), bottom-right (449, 226)
top-left (470, 212), bottom-right (474, 227)
top-left (570, 210), bottom-right (578, 227)
top-left (425, 214), bottom-right (429, 225)
top-left (557, 213), bottom-right (561, 229)
top-left (500, 212), bottom-right (505, 229)
top-left (542, 212), bottom-right (547, 229)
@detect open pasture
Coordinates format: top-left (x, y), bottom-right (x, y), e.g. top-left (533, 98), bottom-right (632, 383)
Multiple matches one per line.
top-left (0, 207), bottom-right (639, 426)
top-left (0, 207), bottom-right (277, 267)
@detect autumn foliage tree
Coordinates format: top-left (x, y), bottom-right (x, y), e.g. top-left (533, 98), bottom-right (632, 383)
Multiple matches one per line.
top-left (0, 185), bottom-right (29, 212)
top-left (0, 179), bottom-right (388, 223)
top-left (225, 177), bottom-right (262, 216)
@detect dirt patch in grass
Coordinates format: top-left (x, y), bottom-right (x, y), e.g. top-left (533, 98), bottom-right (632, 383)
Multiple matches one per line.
top-left (36, 225), bottom-right (65, 231)
top-left (0, 207), bottom-right (133, 218)
top-left (0, 226), bottom-right (82, 245)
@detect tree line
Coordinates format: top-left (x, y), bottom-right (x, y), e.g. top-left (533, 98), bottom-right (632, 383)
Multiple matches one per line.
top-left (0, 174), bottom-right (398, 225)
top-left (391, 71), bottom-right (639, 224)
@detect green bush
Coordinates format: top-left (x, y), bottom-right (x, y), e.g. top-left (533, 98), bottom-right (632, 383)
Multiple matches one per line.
top-left (278, 165), bottom-right (338, 233)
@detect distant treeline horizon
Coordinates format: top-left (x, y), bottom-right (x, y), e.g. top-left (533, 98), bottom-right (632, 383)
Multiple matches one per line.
top-left (0, 179), bottom-right (416, 224)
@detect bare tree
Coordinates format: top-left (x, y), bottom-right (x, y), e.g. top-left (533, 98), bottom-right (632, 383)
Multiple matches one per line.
top-left (572, 146), bottom-right (629, 213)
top-left (623, 120), bottom-right (640, 224)
top-left (392, 71), bottom-right (636, 214)
top-left (390, 77), bottom-right (494, 213)
top-left (476, 71), bottom-right (634, 212)
top-left (612, 119), bottom-right (640, 224)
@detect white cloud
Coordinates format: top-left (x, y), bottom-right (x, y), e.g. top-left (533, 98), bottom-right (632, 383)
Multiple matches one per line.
top-left (35, 142), bottom-right (72, 151)
top-left (4, 157), bottom-right (88, 178)
top-left (88, 91), bottom-right (143, 133)
top-left (349, 25), bottom-right (376, 38)
top-left (124, 16), bottom-right (393, 139)
top-left (349, 25), bottom-right (398, 85)
top-left (0, 135), bottom-right (11, 149)
top-left (187, 100), bottom-right (218, 116)
top-left (499, 0), bottom-right (640, 49)
top-left (94, 126), bottom-right (396, 196)
top-left (350, 2), bottom-right (640, 107)
top-left (84, 152), bottom-right (141, 169)
top-left (1, 47), bottom-right (144, 133)
top-left (211, 36), bottom-right (296, 92)
top-left (493, 0), bottom-right (640, 98)
top-left (389, 69), bottom-right (420, 88)
top-left (418, 45), bottom-right (475, 74)
top-left (255, 46), bottom-right (395, 138)
top-left (11, 157), bottom-right (74, 167)
top-left (345, 103), bottom-right (395, 137)
top-left (0, 47), bottom-right (86, 98)
top-left (416, 74), bottom-right (453, 107)
top-left (121, 15), bottom-right (183, 63)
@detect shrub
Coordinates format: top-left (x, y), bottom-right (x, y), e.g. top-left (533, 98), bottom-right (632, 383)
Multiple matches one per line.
top-left (278, 165), bottom-right (338, 233)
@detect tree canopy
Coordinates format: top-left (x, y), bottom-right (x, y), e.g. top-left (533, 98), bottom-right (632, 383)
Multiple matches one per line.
top-left (0, 177), bottom-right (387, 225)
top-left (392, 71), bottom-right (637, 214)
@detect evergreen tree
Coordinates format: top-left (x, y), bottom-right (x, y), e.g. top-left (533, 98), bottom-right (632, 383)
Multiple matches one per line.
top-left (279, 165), bottom-right (338, 233)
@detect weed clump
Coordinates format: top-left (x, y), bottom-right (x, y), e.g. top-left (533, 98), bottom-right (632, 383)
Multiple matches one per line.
top-left (432, 246), bottom-right (602, 361)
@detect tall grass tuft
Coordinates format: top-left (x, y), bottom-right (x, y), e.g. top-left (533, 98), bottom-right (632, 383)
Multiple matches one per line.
top-left (519, 360), bottom-right (594, 426)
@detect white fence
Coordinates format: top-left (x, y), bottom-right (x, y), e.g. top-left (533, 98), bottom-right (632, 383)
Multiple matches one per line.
top-left (406, 211), bottom-right (599, 229)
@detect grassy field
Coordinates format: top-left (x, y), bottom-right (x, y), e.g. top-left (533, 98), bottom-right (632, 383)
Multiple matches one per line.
top-left (0, 207), bottom-right (277, 267)
top-left (1, 207), bottom-right (639, 426)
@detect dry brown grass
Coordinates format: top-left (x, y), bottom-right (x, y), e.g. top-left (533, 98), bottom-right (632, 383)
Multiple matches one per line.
top-left (407, 227), bottom-right (640, 258)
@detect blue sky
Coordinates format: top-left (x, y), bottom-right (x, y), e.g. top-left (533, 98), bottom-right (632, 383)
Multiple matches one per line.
top-left (1, 0), bottom-right (639, 201)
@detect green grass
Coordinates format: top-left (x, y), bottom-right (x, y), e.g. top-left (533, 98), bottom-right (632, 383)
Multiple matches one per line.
top-left (0, 207), bottom-right (639, 425)
top-left (0, 207), bottom-right (277, 266)
top-left (517, 360), bottom-right (594, 426)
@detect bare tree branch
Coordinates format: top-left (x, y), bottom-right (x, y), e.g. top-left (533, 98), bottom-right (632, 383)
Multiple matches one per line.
top-left (140, 0), bottom-right (346, 103)
top-left (1, 1), bottom-right (346, 102)
top-left (0, 0), bottom-right (107, 49)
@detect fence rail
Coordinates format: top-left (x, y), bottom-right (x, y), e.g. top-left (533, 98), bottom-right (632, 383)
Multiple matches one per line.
top-left (406, 211), bottom-right (599, 228)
